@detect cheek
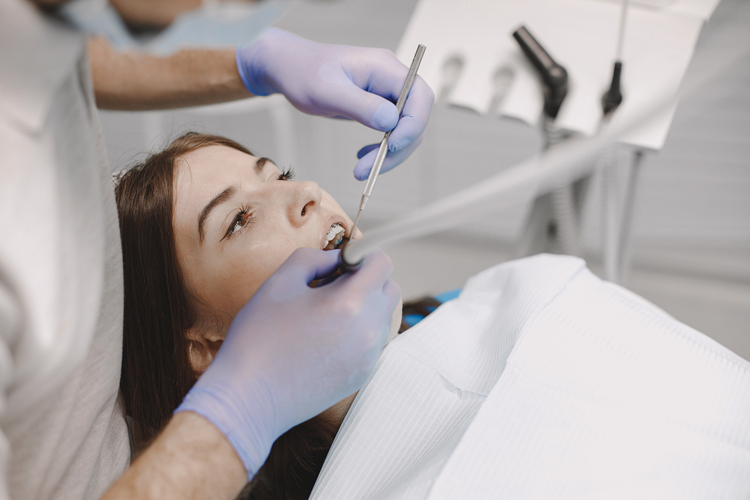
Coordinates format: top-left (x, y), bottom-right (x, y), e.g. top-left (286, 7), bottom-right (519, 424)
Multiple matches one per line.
top-left (222, 244), bottom-right (294, 313)
top-left (195, 216), bottom-right (327, 319)
top-left (247, 241), bottom-right (297, 284)
top-left (218, 236), bottom-right (306, 315)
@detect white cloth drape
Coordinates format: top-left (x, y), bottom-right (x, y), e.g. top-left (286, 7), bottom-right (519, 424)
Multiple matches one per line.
top-left (312, 254), bottom-right (750, 499)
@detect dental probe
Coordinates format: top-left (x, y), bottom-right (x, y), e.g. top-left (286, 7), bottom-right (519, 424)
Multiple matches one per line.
top-left (347, 44), bottom-right (427, 244)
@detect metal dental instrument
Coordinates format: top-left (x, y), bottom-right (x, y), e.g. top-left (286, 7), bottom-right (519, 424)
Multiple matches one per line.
top-left (347, 44), bottom-right (427, 247)
top-left (512, 26), bottom-right (568, 122)
top-left (602, 0), bottom-right (629, 116)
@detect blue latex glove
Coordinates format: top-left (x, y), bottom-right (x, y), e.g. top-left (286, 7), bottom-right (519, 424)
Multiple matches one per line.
top-left (176, 248), bottom-right (400, 479)
top-left (236, 28), bottom-right (434, 180)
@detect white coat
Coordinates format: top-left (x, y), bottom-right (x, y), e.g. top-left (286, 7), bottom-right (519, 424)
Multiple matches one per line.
top-left (0, 1), bottom-right (130, 499)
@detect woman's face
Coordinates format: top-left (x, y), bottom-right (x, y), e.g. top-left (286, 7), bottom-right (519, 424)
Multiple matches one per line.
top-left (172, 145), bottom-right (401, 338)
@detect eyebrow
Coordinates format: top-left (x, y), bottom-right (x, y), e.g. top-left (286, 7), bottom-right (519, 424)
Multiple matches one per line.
top-left (196, 158), bottom-right (271, 243)
top-left (198, 186), bottom-right (236, 243)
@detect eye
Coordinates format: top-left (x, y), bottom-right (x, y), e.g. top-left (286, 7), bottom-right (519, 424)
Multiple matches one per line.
top-left (278, 167), bottom-right (295, 181)
top-left (221, 207), bottom-right (255, 241)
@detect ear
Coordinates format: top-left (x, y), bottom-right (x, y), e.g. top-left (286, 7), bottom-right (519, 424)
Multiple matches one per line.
top-left (185, 328), bottom-right (225, 377)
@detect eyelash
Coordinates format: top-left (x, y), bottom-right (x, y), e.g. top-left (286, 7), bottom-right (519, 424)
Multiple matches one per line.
top-left (222, 205), bottom-right (255, 241)
top-left (221, 167), bottom-right (294, 242)
top-left (278, 167), bottom-right (295, 181)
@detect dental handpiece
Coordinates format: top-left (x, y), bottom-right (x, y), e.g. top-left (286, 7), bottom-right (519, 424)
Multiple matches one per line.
top-left (512, 26), bottom-right (568, 120)
top-left (343, 44), bottom-right (427, 271)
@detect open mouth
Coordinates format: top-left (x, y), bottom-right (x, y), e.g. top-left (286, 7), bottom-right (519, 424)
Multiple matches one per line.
top-left (323, 223), bottom-right (346, 251)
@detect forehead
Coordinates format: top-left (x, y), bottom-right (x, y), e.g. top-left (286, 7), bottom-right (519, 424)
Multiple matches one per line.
top-left (174, 145), bottom-right (276, 196)
top-left (173, 145), bottom-right (278, 219)
top-left (175, 145), bottom-right (259, 186)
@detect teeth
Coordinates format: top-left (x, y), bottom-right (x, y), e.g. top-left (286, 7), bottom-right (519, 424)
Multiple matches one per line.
top-left (326, 223), bottom-right (344, 242)
top-left (324, 223), bottom-right (345, 250)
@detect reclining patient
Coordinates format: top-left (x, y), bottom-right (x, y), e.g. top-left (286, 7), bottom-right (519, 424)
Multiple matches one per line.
top-left (116, 133), bottom-right (750, 500)
top-left (115, 132), bottom-right (402, 498)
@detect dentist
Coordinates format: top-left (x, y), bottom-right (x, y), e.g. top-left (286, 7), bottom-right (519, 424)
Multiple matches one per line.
top-left (0, 1), bottom-right (433, 499)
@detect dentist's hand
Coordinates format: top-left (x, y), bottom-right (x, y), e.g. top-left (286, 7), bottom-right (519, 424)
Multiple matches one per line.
top-left (236, 28), bottom-right (434, 180)
top-left (176, 248), bottom-right (400, 479)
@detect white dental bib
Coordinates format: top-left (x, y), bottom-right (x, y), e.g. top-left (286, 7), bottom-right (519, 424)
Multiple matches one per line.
top-left (311, 254), bottom-right (750, 499)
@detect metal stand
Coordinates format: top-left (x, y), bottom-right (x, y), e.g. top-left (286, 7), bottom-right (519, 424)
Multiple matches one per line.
top-left (602, 147), bottom-right (645, 284)
top-left (511, 23), bottom-right (643, 278)
top-left (516, 175), bottom-right (591, 257)
top-left (516, 117), bottom-right (592, 258)
top-left (517, 142), bottom-right (644, 284)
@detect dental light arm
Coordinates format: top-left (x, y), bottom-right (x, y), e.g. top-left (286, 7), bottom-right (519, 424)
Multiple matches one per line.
top-left (340, 43), bottom-right (741, 266)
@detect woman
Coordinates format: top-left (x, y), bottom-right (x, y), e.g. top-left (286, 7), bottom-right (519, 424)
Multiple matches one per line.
top-left (115, 132), bottom-right (401, 499)
top-left (116, 133), bottom-right (750, 499)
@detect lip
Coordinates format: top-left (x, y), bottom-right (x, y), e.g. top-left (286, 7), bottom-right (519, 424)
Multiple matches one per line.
top-left (321, 215), bottom-right (349, 250)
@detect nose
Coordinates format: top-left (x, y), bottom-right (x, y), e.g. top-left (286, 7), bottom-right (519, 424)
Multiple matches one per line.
top-left (284, 180), bottom-right (322, 227)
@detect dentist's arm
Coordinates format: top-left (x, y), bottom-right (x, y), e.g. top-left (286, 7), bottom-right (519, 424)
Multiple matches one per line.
top-left (103, 248), bottom-right (400, 499)
top-left (88, 28), bottom-right (434, 176)
top-left (88, 37), bottom-right (251, 110)
top-left (101, 412), bottom-right (247, 500)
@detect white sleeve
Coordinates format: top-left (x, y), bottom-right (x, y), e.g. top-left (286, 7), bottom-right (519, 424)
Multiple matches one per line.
top-left (0, 274), bottom-right (22, 500)
top-left (0, 12), bottom-right (130, 496)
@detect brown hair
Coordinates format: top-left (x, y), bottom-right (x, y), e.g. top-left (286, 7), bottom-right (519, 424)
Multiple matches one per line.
top-left (115, 132), bottom-right (337, 499)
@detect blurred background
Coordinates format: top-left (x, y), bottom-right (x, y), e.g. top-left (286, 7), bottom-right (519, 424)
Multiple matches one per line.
top-left (95, 0), bottom-right (750, 358)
